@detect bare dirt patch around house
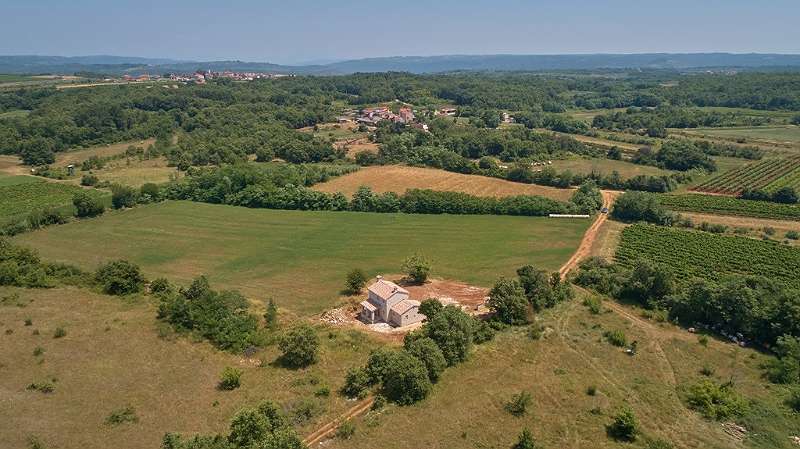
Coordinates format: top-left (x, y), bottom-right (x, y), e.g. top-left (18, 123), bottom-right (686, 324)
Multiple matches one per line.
top-left (313, 165), bottom-right (575, 201)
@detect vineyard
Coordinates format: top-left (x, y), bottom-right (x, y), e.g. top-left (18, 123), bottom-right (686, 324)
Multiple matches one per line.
top-left (658, 193), bottom-right (800, 220)
top-left (691, 156), bottom-right (800, 195)
top-left (0, 181), bottom-right (108, 224)
top-left (616, 224), bottom-right (800, 289)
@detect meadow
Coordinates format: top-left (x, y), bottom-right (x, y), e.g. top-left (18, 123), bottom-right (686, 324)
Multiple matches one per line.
top-left (323, 289), bottom-right (800, 449)
top-left (14, 200), bottom-right (591, 316)
top-left (678, 126), bottom-right (800, 145)
top-left (549, 157), bottom-right (672, 178)
top-left (0, 285), bottom-right (382, 449)
top-left (313, 165), bottom-right (576, 201)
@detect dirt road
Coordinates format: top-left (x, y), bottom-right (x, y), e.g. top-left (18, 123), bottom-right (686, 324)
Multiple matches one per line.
top-left (558, 190), bottom-right (618, 280)
top-left (302, 396), bottom-right (374, 447)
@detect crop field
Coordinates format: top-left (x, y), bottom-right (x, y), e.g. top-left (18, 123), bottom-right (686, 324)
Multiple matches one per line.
top-left (678, 126), bottom-right (800, 145)
top-left (312, 165), bottom-right (575, 201)
top-left (691, 156), bottom-right (800, 195)
top-left (0, 181), bottom-right (108, 225)
top-left (324, 289), bottom-right (799, 449)
top-left (660, 193), bottom-right (800, 220)
top-left (550, 158), bottom-right (672, 178)
top-left (14, 201), bottom-right (590, 316)
top-left (616, 224), bottom-right (800, 289)
top-left (0, 285), bottom-right (382, 449)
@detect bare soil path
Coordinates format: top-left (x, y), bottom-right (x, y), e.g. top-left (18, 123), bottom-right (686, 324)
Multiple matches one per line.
top-left (302, 396), bottom-right (375, 447)
top-left (558, 190), bottom-right (619, 279)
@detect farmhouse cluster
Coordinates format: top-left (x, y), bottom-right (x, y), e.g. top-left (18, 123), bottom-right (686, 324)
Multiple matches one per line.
top-left (359, 276), bottom-right (426, 327)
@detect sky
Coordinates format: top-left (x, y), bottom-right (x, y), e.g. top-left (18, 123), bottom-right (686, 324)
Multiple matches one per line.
top-left (2, 0), bottom-right (799, 64)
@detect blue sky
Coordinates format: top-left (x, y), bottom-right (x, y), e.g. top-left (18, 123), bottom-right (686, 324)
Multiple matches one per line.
top-left (2, 0), bottom-right (798, 64)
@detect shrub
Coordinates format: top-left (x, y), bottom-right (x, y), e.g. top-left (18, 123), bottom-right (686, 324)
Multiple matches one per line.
top-left (139, 183), bottom-right (161, 202)
top-left (504, 391), bottom-right (532, 417)
top-left (684, 379), bottom-right (748, 420)
top-left (335, 421), bottom-right (356, 440)
top-left (604, 329), bottom-right (627, 347)
top-left (53, 327), bottom-right (66, 339)
top-left (72, 192), bottom-right (105, 218)
top-left (218, 367), bottom-right (243, 390)
top-left (607, 406), bottom-right (639, 441)
top-left (255, 147), bottom-right (275, 162)
top-left (644, 438), bottom-right (674, 449)
top-left (33, 346), bottom-right (44, 356)
top-left (786, 230), bottom-right (800, 240)
top-left (110, 184), bottom-right (139, 209)
top-left (264, 298), bottom-right (278, 329)
top-left (314, 386), bottom-right (330, 397)
top-left (401, 253), bottom-right (431, 284)
top-left (149, 277), bottom-right (173, 295)
top-left (379, 350), bottom-right (431, 405)
top-left (583, 296), bottom-right (602, 314)
top-left (786, 386), bottom-right (800, 412)
top-left (27, 380), bottom-right (55, 394)
top-left (527, 324), bottom-right (544, 340)
top-left (512, 428), bottom-right (540, 449)
top-left (95, 260), bottom-right (145, 295)
top-left (278, 324), bottom-right (319, 368)
top-left (587, 385), bottom-right (597, 396)
top-left (27, 208), bottom-right (67, 229)
top-left (344, 268), bottom-right (367, 295)
top-left (699, 365), bottom-right (715, 377)
top-left (105, 406), bottom-right (139, 425)
top-left (698, 335), bottom-right (709, 347)
top-left (471, 318), bottom-right (496, 343)
top-left (24, 318), bottom-right (32, 326)
top-left (80, 174), bottom-right (99, 186)
top-left (341, 367), bottom-right (370, 399)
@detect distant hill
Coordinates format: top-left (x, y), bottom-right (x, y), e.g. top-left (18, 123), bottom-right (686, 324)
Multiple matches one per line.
top-left (2, 53), bottom-right (800, 76)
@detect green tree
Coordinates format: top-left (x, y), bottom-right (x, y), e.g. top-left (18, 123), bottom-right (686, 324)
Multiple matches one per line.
top-left (512, 428), bottom-right (540, 449)
top-left (380, 350), bottom-right (432, 405)
top-left (111, 184), bottom-right (139, 209)
top-left (487, 278), bottom-right (529, 325)
top-left (404, 336), bottom-right (447, 383)
top-left (401, 253), bottom-right (432, 284)
top-left (72, 192), bottom-right (105, 218)
top-left (418, 298), bottom-right (443, 321)
top-left (278, 324), bottom-right (319, 368)
top-left (611, 191), bottom-right (671, 225)
top-left (20, 137), bottom-right (56, 166)
top-left (421, 305), bottom-right (473, 366)
top-left (344, 268), bottom-right (367, 295)
top-left (95, 260), bottom-right (145, 295)
top-left (570, 180), bottom-right (603, 213)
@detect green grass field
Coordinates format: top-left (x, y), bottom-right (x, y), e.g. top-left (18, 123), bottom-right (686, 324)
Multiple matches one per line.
top-left (0, 173), bottom-right (41, 187)
top-left (550, 158), bottom-right (672, 178)
top-left (14, 201), bottom-right (590, 316)
top-left (680, 126), bottom-right (800, 144)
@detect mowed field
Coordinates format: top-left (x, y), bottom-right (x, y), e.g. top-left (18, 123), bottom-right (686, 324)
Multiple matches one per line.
top-left (53, 138), bottom-right (157, 167)
top-left (0, 286), bottom-right (382, 449)
top-left (14, 201), bottom-right (590, 316)
top-left (324, 290), bottom-right (799, 449)
top-left (550, 158), bottom-right (672, 178)
top-left (312, 165), bottom-right (576, 201)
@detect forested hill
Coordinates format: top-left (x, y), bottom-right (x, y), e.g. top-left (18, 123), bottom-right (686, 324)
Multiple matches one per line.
top-left (3, 53), bottom-right (800, 75)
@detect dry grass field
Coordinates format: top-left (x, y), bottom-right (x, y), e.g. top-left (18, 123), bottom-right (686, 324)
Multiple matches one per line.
top-left (54, 139), bottom-right (157, 167)
top-left (0, 286), bottom-right (381, 449)
top-left (312, 165), bottom-right (576, 201)
top-left (322, 290), bottom-right (800, 449)
top-left (76, 157), bottom-right (180, 187)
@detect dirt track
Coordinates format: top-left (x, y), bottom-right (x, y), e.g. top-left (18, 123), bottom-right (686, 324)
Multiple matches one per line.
top-left (302, 397), bottom-right (375, 447)
top-left (558, 190), bottom-right (619, 279)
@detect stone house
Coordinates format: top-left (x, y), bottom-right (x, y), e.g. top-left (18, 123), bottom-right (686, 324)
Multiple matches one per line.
top-left (360, 276), bottom-right (425, 327)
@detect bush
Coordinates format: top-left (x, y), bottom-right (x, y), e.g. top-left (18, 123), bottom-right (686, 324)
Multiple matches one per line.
top-left (401, 253), bottom-right (431, 284)
top-left (586, 385), bottom-right (597, 396)
top-left (512, 428), bottom-right (540, 449)
top-left (105, 406), bottom-right (139, 425)
top-left (607, 407), bottom-right (639, 441)
top-left (341, 367), bottom-right (370, 399)
top-left (471, 317), bottom-right (496, 343)
top-left (504, 391), bottom-right (532, 416)
top-left (344, 268), bottom-right (367, 295)
top-left (604, 329), bottom-right (627, 347)
top-left (149, 277), bottom-right (173, 295)
top-left (111, 184), bottom-right (139, 209)
top-left (140, 183), bottom-right (161, 202)
top-left (684, 379), bottom-right (748, 420)
top-left (218, 367), bottom-right (243, 390)
top-left (26, 380), bottom-right (55, 394)
top-left (278, 324), bottom-right (319, 368)
top-left (72, 192), bottom-right (105, 218)
top-left (698, 335), bottom-right (709, 347)
top-left (611, 191), bottom-right (671, 225)
top-left (53, 327), bottom-right (66, 339)
top-left (786, 230), bottom-right (800, 240)
top-left (583, 296), bottom-right (602, 314)
top-left (80, 174), bottom-right (99, 186)
top-left (335, 421), bottom-right (356, 440)
top-left (379, 350), bottom-right (431, 405)
top-left (95, 260), bottom-right (145, 295)
top-left (33, 346), bottom-right (44, 356)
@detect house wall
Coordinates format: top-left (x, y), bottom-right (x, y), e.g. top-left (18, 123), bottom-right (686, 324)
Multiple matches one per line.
top-left (391, 306), bottom-right (425, 327)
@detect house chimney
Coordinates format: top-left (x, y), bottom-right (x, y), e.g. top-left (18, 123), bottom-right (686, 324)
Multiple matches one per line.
top-left (376, 275), bottom-right (383, 281)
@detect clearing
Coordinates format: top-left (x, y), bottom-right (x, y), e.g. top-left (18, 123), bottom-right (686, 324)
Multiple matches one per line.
top-left (550, 158), bottom-right (672, 178)
top-left (0, 285), bottom-right (382, 449)
top-left (53, 139), bottom-right (157, 167)
top-left (319, 289), bottom-right (799, 449)
top-left (312, 165), bottom-right (575, 201)
top-left (13, 201), bottom-right (590, 316)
